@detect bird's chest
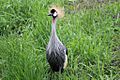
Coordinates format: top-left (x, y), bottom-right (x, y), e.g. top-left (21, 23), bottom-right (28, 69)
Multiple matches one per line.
top-left (48, 43), bottom-right (59, 55)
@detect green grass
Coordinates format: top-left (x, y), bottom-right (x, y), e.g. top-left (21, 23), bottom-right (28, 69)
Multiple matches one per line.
top-left (0, 0), bottom-right (120, 80)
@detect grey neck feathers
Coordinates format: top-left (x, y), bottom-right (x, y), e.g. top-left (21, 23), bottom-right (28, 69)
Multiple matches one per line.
top-left (49, 18), bottom-right (59, 47)
top-left (51, 18), bottom-right (57, 40)
top-left (47, 18), bottom-right (63, 55)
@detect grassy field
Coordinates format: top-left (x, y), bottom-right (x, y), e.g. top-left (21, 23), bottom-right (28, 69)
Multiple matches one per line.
top-left (0, 0), bottom-right (120, 80)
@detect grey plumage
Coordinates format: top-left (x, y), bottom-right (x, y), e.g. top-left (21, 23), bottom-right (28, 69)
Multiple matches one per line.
top-left (46, 9), bottom-right (68, 72)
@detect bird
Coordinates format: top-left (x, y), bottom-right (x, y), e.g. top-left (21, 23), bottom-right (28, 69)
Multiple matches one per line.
top-left (46, 7), bottom-right (68, 73)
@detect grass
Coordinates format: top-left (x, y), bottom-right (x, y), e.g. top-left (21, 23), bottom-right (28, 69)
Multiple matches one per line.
top-left (0, 0), bottom-right (120, 80)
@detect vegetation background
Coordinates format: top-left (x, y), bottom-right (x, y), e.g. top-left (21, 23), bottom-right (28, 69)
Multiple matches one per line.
top-left (0, 0), bottom-right (120, 80)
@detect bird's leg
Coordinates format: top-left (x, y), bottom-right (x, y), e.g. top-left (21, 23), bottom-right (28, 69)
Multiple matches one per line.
top-left (59, 67), bottom-right (64, 73)
top-left (61, 68), bottom-right (64, 73)
top-left (47, 68), bottom-right (51, 73)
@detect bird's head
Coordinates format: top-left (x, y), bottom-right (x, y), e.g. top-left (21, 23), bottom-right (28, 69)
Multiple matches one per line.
top-left (48, 5), bottom-right (64, 19)
top-left (48, 9), bottom-right (58, 19)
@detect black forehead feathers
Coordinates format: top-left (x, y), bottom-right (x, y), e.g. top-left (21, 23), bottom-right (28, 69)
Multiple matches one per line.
top-left (50, 9), bottom-right (57, 13)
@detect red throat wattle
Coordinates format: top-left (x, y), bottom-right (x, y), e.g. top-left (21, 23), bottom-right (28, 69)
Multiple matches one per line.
top-left (52, 18), bottom-right (55, 23)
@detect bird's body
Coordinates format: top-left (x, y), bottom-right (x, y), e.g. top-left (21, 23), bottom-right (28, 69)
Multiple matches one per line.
top-left (46, 9), bottom-right (68, 72)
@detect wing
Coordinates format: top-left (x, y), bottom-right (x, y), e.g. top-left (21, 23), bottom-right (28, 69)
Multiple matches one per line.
top-left (59, 46), bottom-right (68, 69)
top-left (57, 44), bottom-right (68, 64)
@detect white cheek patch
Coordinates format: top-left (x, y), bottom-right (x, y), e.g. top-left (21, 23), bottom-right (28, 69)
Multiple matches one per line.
top-left (53, 12), bottom-right (57, 17)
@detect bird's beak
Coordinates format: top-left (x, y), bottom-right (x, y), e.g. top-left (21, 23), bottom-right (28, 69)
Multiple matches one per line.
top-left (48, 13), bottom-right (52, 16)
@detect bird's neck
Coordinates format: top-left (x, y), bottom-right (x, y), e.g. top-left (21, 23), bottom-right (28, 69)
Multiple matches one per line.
top-left (48, 18), bottom-right (63, 50)
top-left (51, 18), bottom-right (57, 38)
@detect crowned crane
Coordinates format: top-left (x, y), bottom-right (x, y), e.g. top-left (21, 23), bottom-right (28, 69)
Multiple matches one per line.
top-left (46, 8), bottom-right (68, 73)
